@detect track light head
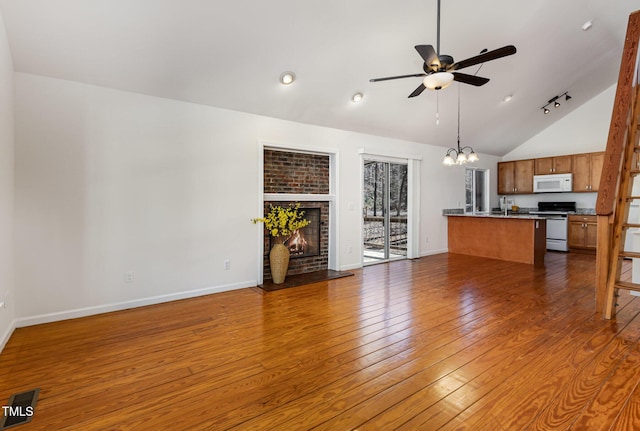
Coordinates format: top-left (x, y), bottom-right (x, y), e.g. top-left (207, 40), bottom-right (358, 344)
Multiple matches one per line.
top-left (554, 101), bottom-right (561, 108)
top-left (543, 107), bottom-right (550, 114)
top-left (565, 94), bottom-right (572, 101)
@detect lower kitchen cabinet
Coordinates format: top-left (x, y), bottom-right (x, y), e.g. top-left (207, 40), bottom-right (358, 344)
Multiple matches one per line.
top-left (568, 215), bottom-right (597, 252)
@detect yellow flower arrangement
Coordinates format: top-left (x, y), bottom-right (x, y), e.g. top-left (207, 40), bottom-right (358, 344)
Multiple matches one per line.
top-left (252, 203), bottom-right (311, 238)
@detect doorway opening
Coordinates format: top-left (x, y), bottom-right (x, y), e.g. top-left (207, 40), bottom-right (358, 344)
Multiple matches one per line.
top-left (363, 160), bottom-right (408, 264)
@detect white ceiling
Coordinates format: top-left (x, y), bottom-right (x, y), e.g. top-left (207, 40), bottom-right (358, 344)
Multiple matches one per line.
top-left (0, 0), bottom-right (638, 156)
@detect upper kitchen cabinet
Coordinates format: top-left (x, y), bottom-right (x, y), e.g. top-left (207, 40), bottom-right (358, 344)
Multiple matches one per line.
top-left (534, 155), bottom-right (573, 175)
top-left (498, 159), bottom-right (535, 194)
top-left (573, 152), bottom-right (605, 192)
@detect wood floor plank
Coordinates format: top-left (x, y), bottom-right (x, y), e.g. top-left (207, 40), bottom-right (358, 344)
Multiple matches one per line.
top-left (405, 297), bottom-right (640, 430)
top-left (2, 252), bottom-right (640, 430)
top-left (437, 263), bottom-right (640, 431)
top-left (569, 328), bottom-right (640, 429)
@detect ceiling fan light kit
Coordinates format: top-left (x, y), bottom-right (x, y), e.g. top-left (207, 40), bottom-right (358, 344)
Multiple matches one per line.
top-left (423, 72), bottom-right (454, 90)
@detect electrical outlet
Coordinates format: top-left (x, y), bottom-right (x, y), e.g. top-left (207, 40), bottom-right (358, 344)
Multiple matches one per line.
top-left (224, 259), bottom-right (231, 270)
top-left (348, 246), bottom-right (353, 254)
top-left (125, 271), bottom-right (134, 283)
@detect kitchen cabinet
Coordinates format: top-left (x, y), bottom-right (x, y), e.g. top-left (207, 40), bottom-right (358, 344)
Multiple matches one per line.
top-left (568, 215), bottom-right (597, 251)
top-left (572, 152), bottom-right (604, 192)
top-left (498, 159), bottom-right (534, 194)
top-left (535, 155), bottom-right (573, 175)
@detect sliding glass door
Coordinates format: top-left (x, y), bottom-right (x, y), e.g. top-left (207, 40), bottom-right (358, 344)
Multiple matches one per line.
top-left (363, 160), bottom-right (408, 264)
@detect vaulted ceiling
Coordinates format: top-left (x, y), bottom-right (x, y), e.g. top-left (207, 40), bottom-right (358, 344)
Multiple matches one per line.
top-left (0, 0), bottom-right (637, 156)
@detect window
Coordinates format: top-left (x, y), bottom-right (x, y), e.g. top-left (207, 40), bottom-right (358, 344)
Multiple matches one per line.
top-left (465, 168), bottom-right (489, 213)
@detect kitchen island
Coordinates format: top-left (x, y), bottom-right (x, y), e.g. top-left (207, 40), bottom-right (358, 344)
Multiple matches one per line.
top-left (446, 214), bottom-right (547, 266)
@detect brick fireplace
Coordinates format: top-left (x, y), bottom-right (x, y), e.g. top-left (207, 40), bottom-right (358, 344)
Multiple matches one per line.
top-left (261, 148), bottom-right (331, 280)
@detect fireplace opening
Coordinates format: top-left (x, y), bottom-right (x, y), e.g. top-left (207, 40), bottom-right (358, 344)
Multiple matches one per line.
top-left (271, 208), bottom-right (321, 258)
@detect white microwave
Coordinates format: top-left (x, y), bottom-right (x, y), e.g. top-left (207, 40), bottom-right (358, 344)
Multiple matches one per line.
top-left (533, 173), bottom-right (573, 193)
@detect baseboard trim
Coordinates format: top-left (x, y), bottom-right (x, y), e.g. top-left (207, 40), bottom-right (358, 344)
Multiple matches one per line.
top-left (0, 319), bottom-right (16, 353)
top-left (420, 249), bottom-right (448, 257)
top-left (14, 280), bottom-right (257, 328)
top-left (340, 263), bottom-right (362, 271)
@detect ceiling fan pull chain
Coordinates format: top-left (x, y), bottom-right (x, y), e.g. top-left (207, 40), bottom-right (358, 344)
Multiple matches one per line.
top-left (435, 91), bottom-right (440, 125)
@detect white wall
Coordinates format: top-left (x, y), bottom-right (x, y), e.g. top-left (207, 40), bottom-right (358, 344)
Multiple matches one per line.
top-left (13, 72), bottom-right (500, 325)
top-left (500, 85), bottom-right (616, 210)
top-left (0, 7), bottom-right (14, 351)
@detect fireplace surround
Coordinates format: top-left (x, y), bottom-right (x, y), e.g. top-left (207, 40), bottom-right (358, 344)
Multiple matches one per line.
top-left (261, 148), bottom-right (332, 281)
top-left (261, 201), bottom-right (329, 279)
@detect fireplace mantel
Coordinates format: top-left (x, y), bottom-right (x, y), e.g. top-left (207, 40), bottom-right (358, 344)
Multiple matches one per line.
top-left (263, 193), bottom-right (335, 202)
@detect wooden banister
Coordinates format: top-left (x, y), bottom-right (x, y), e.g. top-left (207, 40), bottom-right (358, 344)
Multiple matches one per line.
top-left (595, 10), bottom-right (640, 318)
top-left (596, 11), bottom-right (640, 217)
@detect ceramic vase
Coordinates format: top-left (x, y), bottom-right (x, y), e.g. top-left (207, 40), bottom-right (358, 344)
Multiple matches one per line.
top-left (269, 238), bottom-right (290, 284)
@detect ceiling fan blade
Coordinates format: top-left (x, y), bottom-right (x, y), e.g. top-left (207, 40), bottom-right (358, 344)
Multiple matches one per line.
top-left (415, 45), bottom-right (441, 70)
top-left (448, 45), bottom-right (517, 71)
top-left (452, 72), bottom-right (490, 86)
top-left (408, 83), bottom-right (427, 98)
top-left (369, 73), bottom-right (426, 83)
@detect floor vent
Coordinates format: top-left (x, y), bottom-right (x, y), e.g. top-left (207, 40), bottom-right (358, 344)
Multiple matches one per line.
top-left (0, 389), bottom-right (39, 430)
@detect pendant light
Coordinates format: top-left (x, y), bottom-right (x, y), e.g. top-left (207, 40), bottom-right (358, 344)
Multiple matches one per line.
top-left (443, 85), bottom-right (478, 165)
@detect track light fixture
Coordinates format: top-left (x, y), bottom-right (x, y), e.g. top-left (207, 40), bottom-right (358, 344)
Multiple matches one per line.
top-left (541, 92), bottom-right (571, 114)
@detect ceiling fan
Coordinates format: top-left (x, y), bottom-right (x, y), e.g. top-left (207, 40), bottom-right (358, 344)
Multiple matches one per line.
top-left (369, 0), bottom-right (516, 98)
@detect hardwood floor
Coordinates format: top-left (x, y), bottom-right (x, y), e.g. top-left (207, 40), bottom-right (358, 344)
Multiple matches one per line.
top-left (2, 252), bottom-right (640, 430)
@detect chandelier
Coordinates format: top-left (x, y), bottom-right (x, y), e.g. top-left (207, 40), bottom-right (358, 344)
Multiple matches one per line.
top-left (442, 85), bottom-right (478, 165)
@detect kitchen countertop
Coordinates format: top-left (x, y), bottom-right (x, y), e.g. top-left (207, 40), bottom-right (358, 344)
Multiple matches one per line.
top-left (445, 213), bottom-right (544, 220)
top-left (443, 207), bottom-right (596, 216)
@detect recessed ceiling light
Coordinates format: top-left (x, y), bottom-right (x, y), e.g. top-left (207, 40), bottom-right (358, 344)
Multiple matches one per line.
top-left (279, 71), bottom-right (296, 85)
top-left (502, 95), bottom-right (513, 103)
top-left (351, 92), bottom-right (363, 103)
top-left (582, 20), bottom-right (593, 31)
